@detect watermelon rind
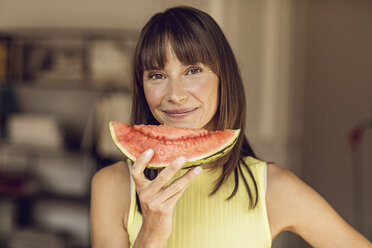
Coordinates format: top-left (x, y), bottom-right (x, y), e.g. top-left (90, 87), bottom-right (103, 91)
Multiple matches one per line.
top-left (109, 122), bottom-right (137, 162)
top-left (109, 121), bottom-right (240, 169)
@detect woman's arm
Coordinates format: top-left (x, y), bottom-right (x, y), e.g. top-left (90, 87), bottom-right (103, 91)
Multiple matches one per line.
top-left (90, 162), bottom-right (130, 248)
top-left (266, 163), bottom-right (372, 247)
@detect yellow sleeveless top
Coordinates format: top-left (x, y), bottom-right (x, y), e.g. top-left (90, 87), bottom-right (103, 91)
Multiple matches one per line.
top-left (126, 156), bottom-right (272, 247)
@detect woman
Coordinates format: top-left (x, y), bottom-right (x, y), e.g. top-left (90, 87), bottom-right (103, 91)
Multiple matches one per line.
top-left (90, 6), bottom-right (371, 248)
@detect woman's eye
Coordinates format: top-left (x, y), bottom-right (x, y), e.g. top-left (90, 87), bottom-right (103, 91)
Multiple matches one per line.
top-left (149, 73), bottom-right (164, 80)
top-left (186, 67), bottom-right (202, 75)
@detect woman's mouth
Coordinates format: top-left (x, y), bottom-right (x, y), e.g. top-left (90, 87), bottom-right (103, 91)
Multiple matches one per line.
top-left (163, 108), bottom-right (198, 119)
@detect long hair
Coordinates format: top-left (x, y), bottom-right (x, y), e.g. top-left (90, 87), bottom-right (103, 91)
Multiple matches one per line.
top-left (131, 6), bottom-right (262, 213)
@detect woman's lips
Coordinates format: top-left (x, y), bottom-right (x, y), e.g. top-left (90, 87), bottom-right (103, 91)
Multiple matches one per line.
top-left (163, 108), bottom-right (198, 119)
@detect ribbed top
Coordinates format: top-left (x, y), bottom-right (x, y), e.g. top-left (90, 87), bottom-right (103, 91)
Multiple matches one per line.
top-left (127, 156), bottom-right (272, 248)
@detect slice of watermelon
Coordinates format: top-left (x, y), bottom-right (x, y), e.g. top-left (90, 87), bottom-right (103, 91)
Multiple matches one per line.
top-left (109, 121), bottom-right (240, 168)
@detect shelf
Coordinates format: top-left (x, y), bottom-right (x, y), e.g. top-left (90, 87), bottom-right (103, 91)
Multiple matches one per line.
top-left (0, 27), bottom-right (135, 248)
top-left (34, 192), bottom-right (90, 206)
top-left (0, 142), bottom-right (89, 158)
top-left (0, 27), bottom-right (139, 40)
top-left (0, 172), bottom-right (38, 199)
top-left (0, 81), bottom-right (130, 93)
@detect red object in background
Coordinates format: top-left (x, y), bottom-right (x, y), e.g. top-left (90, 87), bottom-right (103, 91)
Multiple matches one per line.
top-left (349, 126), bottom-right (365, 149)
top-left (349, 117), bottom-right (372, 150)
top-left (0, 173), bottom-right (36, 198)
top-left (348, 116), bottom-right (372, 235)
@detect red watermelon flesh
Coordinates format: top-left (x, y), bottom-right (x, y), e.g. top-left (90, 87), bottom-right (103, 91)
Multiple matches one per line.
top-left (109, 121), bottom-right (240, 168)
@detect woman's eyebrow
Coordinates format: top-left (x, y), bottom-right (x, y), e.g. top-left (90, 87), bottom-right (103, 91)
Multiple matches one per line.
top-left (183, 62), bottom-right (202, 66)
top-left (143, 66), bottom-right (164, 71)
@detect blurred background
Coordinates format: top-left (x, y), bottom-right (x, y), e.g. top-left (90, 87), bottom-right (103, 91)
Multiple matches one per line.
top-left (0, 0), bottom-right (371, 247)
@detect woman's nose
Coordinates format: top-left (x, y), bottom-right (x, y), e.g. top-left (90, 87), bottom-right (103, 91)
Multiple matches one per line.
top-left (166, 79), bottom-right (188, 104)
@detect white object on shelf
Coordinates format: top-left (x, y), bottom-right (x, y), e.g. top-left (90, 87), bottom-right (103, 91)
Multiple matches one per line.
top-left (6, 113), bottom-right (64, 149)
top-left (34, 154), bottom-right (94, 196)
top-left (31, 39), bottom-right (85, 83)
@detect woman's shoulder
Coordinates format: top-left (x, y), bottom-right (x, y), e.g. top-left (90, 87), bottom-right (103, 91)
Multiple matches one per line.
top-left (265, 162), bottom-right (300, 205)
top-left (91, 160), bottom-right (131, 204)
top-left (265, 162), bottom-right (303, 238)
top-left (266, 162), bottom-right (295, 186)
top-left (91, 160), bottom-right (132, 231)
top-left (92, 160), bottom-right (130, 186)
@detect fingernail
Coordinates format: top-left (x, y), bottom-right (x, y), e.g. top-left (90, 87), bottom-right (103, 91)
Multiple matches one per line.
top-left (177, 156), bottom-right (186, 164)
top-left (145, 149), bottom-right (154, 156)
top-left (193, 166), bottom-right (202, 175)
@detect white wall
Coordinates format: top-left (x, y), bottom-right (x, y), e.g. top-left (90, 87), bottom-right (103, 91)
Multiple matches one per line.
top-left (302, 0), bottom-right (372, 240)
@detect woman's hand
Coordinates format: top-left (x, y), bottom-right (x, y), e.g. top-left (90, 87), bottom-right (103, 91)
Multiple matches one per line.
top-left (131, 149), bottom-right (203, 247)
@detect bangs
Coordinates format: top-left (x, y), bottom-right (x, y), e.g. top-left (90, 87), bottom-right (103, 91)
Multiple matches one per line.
top-left (138, 11), bottom-right (220, 73)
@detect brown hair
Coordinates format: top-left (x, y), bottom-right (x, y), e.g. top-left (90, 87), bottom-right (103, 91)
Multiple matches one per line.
top-left (131, 6), bottom-right (262, 213)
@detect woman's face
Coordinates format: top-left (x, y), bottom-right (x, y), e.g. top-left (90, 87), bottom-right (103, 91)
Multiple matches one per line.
top-left (143, 48), bottom-right (219, 130)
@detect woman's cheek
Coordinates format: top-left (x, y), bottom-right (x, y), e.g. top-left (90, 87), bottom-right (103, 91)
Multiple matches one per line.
top-left (144, 84), bottom-right (164, 108)
top-left (188, 79), bottom-right (218, 98)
